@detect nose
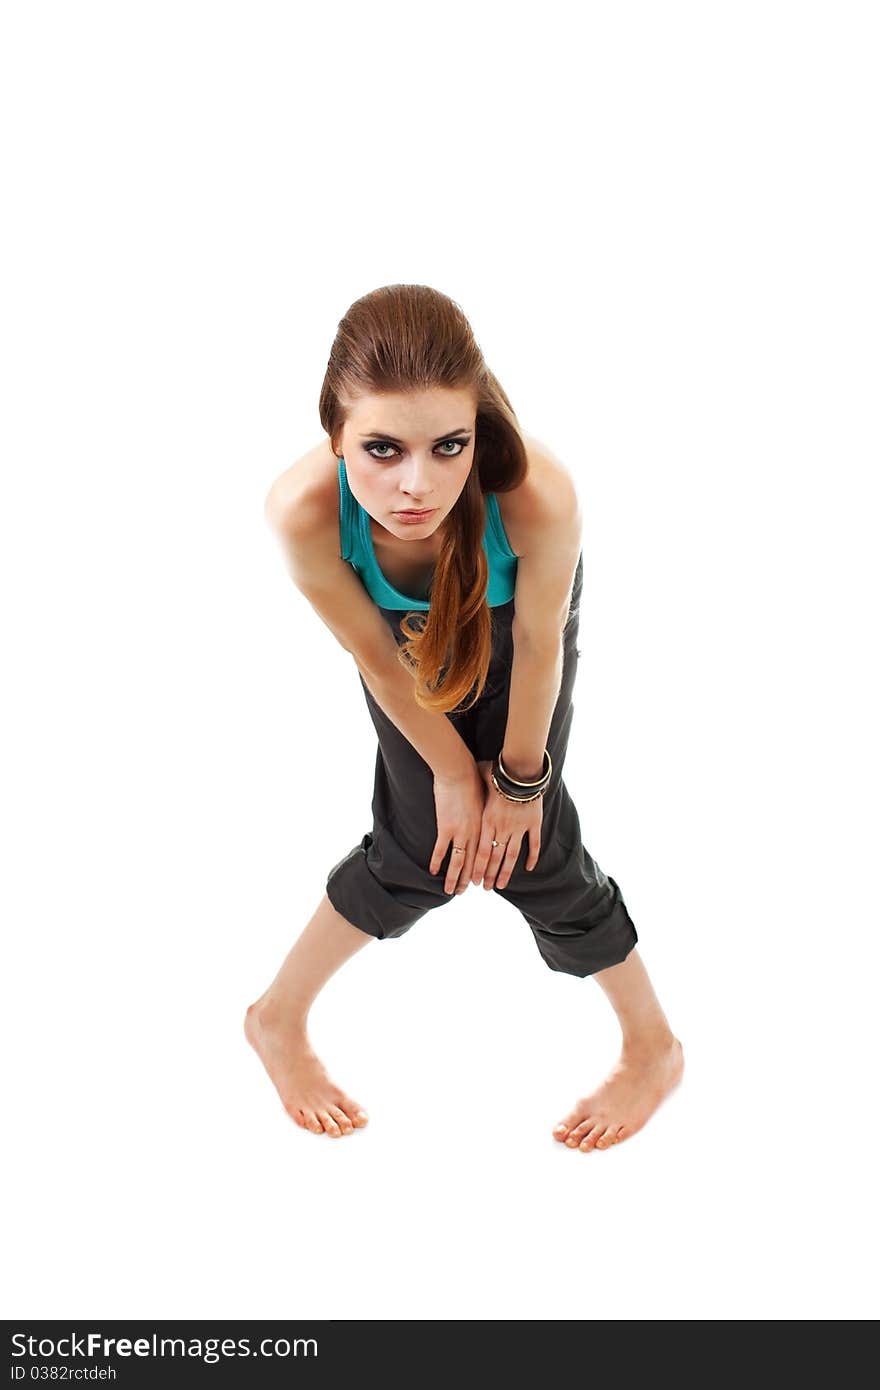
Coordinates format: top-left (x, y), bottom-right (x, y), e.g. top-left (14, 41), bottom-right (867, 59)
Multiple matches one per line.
top-left (399, 455), bottom-right (435, 504)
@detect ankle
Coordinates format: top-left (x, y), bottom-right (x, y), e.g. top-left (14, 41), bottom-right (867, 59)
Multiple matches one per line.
top-left (620, 1023), bottom-right (677, 1062)
top-left (248, 991), bottom-right (310, 1038)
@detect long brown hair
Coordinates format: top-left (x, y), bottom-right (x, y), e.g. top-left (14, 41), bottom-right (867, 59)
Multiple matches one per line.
top-left (319, 284), bottom-right (527, 715)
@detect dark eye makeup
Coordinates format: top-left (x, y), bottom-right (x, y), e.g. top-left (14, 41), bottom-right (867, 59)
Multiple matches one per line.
top-left (363, 437), bottom-right (471, 461)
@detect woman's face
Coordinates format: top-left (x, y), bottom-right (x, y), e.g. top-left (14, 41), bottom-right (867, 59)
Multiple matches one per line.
top-left (336, 386), bottom-right (477, 542)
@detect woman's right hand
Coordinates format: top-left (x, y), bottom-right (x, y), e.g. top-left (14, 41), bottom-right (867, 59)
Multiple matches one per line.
top-left (431, 761), bottom-right (487, 895)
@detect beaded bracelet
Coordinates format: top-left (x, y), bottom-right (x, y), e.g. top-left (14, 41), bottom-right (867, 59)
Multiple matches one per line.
top-left (490, 748), bottom-right (553, 803)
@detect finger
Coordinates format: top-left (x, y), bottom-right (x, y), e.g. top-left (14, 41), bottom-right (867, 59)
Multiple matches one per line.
top-left (457, 837), bottom-right (480, 894)
top-left (482, 839), bottom-right (508, 891)
top-left (495, 837), bottom-right (524, 891)
top-left (445, 844), bottom-right (468, 895)
top-left (471, 825), bottom-right (496, 884)
top-left (429, 836), bottom-right (448, 877)
top-left (526, 829), bottom-right (541, 871)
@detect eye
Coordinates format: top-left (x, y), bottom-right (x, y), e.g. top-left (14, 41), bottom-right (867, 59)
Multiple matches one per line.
top-left (363, 437), bottom-right (470, 461)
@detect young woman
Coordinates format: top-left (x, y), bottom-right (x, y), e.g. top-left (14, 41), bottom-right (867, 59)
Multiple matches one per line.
top-left (245, 284), bottom-right (684, 1151)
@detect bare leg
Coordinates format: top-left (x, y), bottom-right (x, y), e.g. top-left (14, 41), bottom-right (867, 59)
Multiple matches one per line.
top-left (552, 947), bottom-right (684, 1151)
top-left (244, 892), bottom-right (375, 1137)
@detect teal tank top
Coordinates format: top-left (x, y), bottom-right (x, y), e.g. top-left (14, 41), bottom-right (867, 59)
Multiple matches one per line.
top-left (337, 456), bottom-right (518, 610)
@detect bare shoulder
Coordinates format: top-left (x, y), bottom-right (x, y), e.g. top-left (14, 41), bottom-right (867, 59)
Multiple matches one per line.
top-left (495, 434), bottom-right (581, 556)
top-left (264, 438), bottom-right (340, 537)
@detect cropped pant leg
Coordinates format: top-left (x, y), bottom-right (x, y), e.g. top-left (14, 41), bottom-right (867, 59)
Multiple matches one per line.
top-left (325, 553), bottom-right (639, 977)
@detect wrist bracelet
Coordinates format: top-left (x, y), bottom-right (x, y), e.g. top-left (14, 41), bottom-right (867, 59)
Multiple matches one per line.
top-left (490, 747), bottom-right (552, 803)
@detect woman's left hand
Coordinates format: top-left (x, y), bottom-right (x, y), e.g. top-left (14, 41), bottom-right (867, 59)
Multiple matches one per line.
top-left (471, 760), bottom-right (543, 890)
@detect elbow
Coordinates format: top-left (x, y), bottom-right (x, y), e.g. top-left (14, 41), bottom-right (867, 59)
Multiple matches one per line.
top-left (511, 617), bottom-right (567, 653)
top-left (353, 647), bottom-right (407, 689)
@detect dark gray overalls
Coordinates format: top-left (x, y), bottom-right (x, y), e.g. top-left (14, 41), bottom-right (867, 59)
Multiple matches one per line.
top-left (325, 552), bottom-right (639, 977)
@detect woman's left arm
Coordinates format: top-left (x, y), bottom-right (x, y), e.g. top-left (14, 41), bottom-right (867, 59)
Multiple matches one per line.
top-left (501, 636), bottom-right (565, 784)
top-left (472, 456), bottom-right (582, 889)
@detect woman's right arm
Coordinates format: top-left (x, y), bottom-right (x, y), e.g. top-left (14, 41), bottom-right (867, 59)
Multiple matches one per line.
top-left (265, 470), bottom-right (483, 892)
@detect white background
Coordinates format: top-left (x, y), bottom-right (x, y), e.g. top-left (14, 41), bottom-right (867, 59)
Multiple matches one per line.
top-left (2, 0), bottom-right (877, 1322)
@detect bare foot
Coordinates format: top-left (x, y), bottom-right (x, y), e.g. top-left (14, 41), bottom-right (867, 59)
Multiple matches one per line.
top-left (552, 1034), bottom-right (684, 1151)
top-left (244, 999), bottom-right (369, 1137)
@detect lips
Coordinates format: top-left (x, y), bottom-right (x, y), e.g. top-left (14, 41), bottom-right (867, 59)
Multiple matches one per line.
top-left (395, 509), bottom-right (434, 517)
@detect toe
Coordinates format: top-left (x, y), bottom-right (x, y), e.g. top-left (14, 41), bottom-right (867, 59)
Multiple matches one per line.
top-left (552, 1123), bottom-right (569, 1142)
top-left (558, 1105), bottom-right (586, 1133)
top-left (302, 1110), bottom-right (323, 1135)
top-left (328, 1104), bottom-right (354, 1135)
top-left (317, 1110), bottom-right (342, 1136)
top-left (594, 1126), bottom-right (619, 1149)
top-left (579, 1125), bottom-right (606, 1152)
top-left (566, 1119), bottom-right (595, 1145)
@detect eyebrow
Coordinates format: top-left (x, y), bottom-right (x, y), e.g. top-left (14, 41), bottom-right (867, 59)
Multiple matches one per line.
top-left (358, 427), bottom-right (472, 445)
